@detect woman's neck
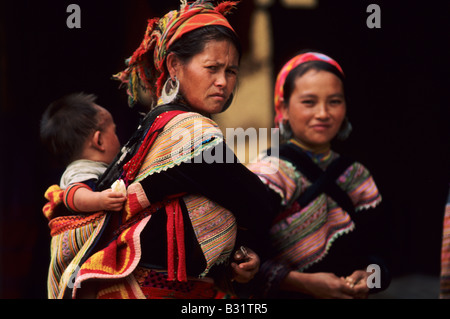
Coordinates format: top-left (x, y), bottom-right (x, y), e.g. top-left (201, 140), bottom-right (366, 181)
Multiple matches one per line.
top-left (289, 138), bottom-right (331, 155)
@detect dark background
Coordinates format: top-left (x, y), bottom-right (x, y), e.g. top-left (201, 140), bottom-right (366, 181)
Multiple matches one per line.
top-left (0, 0), bottom-right (448, 298)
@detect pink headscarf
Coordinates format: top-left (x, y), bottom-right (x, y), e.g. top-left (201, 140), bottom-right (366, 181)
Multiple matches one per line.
top-left (273, 52), bottom-right (344, 127)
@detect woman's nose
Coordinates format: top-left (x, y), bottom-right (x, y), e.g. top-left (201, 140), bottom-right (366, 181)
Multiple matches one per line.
top-left (316, 103), bottom-right (330, 119)
top-left (214, 72), bottom-right (227, 87)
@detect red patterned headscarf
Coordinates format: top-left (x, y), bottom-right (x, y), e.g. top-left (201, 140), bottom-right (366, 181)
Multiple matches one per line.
top-left (114, 0), bottom-right (238, 107)
top-left (273, 52), bottom-right (344, 127)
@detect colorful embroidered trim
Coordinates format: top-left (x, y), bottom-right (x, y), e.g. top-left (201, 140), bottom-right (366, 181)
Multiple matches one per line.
top-left (134, 112), bottom-right (224, 182)
top-left (73, 215), bottom-right (153, 298)
top-left (43, 183), bottom-right (108, 299)
top-left (122, 110), bottom-right (186, 183)
top-left (63, 182), bottom-right (92, 213)
top-left (48, 212), bottom-right (105, 237)
top-left (184, 194), bottom-right (237, 277)
top-left (248, 147), bottom-right (381, 271)
top-left (43, 184), bottom-right (64, 220)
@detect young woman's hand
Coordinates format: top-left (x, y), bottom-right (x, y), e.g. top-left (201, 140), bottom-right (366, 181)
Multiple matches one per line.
top-left (343, 269), bottom-right (370, 299)
top-left (282, 271), bottom-right (358, 299)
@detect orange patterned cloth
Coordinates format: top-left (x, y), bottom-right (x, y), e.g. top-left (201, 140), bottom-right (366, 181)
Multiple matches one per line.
top-left (43, 185), bottom-right (64, 220)
top-left (72, 197), bottom-right (189, 299)
top-left (48, 212), bottom-right (105, 237)
top-left (73, 215), bottom-right (152, 296)
top-left (43, 184), bottom-right (106, 236)
top-left (42, 184), bottom-right (108, 298)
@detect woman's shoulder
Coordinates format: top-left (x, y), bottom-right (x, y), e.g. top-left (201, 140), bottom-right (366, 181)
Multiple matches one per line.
top-left (338, 158), bottom-right (375, 184)
top-left (165, 111), bottom-right (222, 135)
top-left (335, 157), bottom-right (382, 210)
top-left (134, 111), bottom-right (224, 181)
top-left (162, 111), bottom-right (224, 146)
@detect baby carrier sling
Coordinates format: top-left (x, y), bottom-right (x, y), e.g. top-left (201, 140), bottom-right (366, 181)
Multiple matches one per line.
top-left (269, 143), bottom-right (356, 223)
top-left (96, 104), bottom-right (190, 191)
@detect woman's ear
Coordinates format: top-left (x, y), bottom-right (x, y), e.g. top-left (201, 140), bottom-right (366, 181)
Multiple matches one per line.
top-left (279, 98), bottom-right (289, 121)
top-left (166, 52), bottom-right (180, 79)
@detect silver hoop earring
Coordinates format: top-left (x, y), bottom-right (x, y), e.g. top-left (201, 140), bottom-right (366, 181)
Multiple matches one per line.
top-left (161, 76), bottom-right (180, 104)
top-left (337, 117), bottom-right (353, 141)
top-left (279, 120), bottom-right (293, 141)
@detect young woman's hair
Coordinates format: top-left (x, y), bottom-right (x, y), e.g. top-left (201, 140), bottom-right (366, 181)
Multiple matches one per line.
top-left (282, 60), bottom-right (345, 105)
top-left (40, 92), bottom-right (100, 165)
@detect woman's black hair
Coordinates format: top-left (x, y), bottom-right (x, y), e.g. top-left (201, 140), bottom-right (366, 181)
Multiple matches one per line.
top-left (167, 24), bottom-right (242, 67)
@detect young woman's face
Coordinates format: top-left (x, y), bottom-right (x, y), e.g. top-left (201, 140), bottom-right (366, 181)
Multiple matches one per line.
top-left (281, 69), bottom-right (346, 149)
top-left (176, 39), bottom-right (239, 115)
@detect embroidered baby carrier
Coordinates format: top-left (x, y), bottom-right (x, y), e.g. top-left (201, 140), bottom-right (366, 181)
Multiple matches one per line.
top-left (43, 104), bottom-right (188, 299)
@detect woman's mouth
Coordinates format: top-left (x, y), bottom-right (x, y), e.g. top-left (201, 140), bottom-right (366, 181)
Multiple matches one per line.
top-left (311, 124), bottom-right (331, 131)
top-left (210, 94), bottom-right (226, 101)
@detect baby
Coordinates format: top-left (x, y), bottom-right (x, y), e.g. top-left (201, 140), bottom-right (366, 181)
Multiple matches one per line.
top-left (40, 92), bottom-right (126, 215)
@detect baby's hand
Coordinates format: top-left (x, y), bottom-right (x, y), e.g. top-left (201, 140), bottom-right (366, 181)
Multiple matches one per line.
top-left (101, 189), bottom-right (126, 211)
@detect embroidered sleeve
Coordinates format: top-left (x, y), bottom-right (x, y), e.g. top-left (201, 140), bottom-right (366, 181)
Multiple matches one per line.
top-left (247, 156), bottom-right (300, 207)
top-left (338, 162), bottom-right (382, 211)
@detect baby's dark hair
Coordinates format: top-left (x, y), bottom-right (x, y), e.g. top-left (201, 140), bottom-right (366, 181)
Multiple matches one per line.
top-left (40, 92), bottom-right (100, 165)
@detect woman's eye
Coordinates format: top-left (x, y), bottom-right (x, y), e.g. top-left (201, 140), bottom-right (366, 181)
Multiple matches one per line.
top-left (330, 99), bottom-right (343, 105)
top-left (301, 100), bottom-right (314, 106)
top-left (206, 66), bottom-right (217, 71)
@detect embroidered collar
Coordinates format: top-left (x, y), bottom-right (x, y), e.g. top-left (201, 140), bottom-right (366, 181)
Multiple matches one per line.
top-left (288, 138), bottom-right (332, 165)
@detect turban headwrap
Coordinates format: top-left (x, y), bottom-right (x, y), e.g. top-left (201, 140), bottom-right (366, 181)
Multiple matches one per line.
top-left (114, 0), bottom-right (238, 107)
top-left (273, 52), bottom-right (344, 127)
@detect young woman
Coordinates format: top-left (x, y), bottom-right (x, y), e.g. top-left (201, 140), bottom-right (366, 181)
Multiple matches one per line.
top-left (248, 52), bottom-right (390, 299)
